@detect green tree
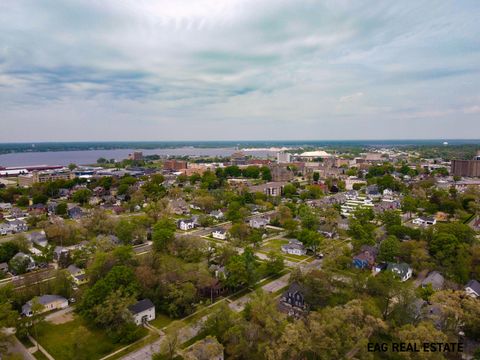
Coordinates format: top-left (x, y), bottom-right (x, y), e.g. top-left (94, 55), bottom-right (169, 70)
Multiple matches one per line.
top-left (378, 235), bottom-right (400, 262)
top-left (72, 189), bottom-right (92, 205)
top-left (265, 251), bottom-right (284, 276)
top-left (56, 202), bottom-right (68, 216)
top-left (152, 218), bottom-right (176, 252)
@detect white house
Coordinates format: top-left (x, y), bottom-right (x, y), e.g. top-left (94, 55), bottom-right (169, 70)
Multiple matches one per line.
top-left (387, 262), bottom-right (413, 282)
top-left (22, 295), bottom-right (68, 317)
top-left (465, 279), bottom-right (480, 298)
top-left (0, 203), bottom-right (12, 211)
top-left (249, 217), bottom-right (269, 229)
top-left (128, 299), bottom-right (156, 325)
top-left (281, 240), bottom-right (307, 256)
top-left (0, 223), bottom-right (13, 236)
top-left (212, 229), bottom-right (227, 240)
top-left (412, 216), bottom-right (436, 227)
top-left (6, 219), bottom-right (28, 233)
top-left (210, 210), bottom-right (225, 220)
top-left (177, 219), bottom-right (196, 231)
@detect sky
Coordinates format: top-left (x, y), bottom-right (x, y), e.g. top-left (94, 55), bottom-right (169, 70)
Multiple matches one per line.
top-left (1, 0), bottom-right (480, 142)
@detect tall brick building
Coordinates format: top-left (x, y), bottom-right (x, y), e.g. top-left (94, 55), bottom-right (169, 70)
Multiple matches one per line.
top-left (451, 151), bottom-right (480, 177)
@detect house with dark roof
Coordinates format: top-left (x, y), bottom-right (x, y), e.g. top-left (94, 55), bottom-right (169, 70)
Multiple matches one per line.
top-left (212, 228), bottom-right (228, 240)
top-left (465, 279), bottom-right (480, 298)
top-left (387, 262), bottom-right (413, 282)
top-left (412, 216), bottom-right (436, 227)
top-left (67, 265), bottom-right (88, 285)
top-left (27, 231), bottom-right (48, 248)
top-left (177, 219), bottom-right (196, 231)
top-left (128, 299), bottom-right (155, 325)
top-left (278, 282), bottom-right (308, 318)
top-left (68, 206), bottom-right (83, 219)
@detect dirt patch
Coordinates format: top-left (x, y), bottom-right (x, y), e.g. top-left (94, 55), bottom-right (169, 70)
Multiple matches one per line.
top-left (48, 311), bottom-right (74, 325)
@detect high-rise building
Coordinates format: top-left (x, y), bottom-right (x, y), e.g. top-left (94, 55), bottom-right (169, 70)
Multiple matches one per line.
top-left (163, 159), bottom-right (188, 171)
top-left (128, 151), bottom-right (144, 161)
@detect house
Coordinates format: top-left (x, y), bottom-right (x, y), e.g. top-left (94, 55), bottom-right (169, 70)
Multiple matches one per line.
top-left (352, 245), bottom-right (378, 270)
top-left (9, 207), bottom-right (26, 219)
top-left (249, 217), bottom-right (269, 229)
top-left (421, 271), bottom-right (445, 291)
top-left (128, 299), bottom-right (156, 325)
top-left (464, 279), bottom-right (480, 298)
top-left (0, 203), bottom-right (12, 211)
top-left (248, 182), bottom-right (287, 197)
top-left (366, 184), bottom-right (381, 198)
top-left (210, 210), bottom-right (224, 220)
top-left (29, 203), bottom-right (47, 215)
top-left (177, 219), bottom-right (196, 231)
top-left (212, 229), bottom-right (228, 240)
top-left (53, 246), bottom-right (69, 262)
top-left (68, 206), bottom-right (83, 219)
top-left (27, 231), bottom-right (48, 248)
top-left (412, 216), bottom-right (437, 227)
top-left (47, 201), bottom-right (58, 214)
top-left (0, 223), bottom-right (13, 236)
top-left (387, 262), bottom-right (413, 282)
top-left (10, 252), bottom-right (36, 273)
top-left (278, 282), bottom-right (308, 318)
top-left (281, 239), bottom-right (307, 256)
top-left (6, 219), bottom-right (28, 233)
top-left (67, 265), bottom-right (88, 285)
top-left (22, 295), bottom-right (68, 317)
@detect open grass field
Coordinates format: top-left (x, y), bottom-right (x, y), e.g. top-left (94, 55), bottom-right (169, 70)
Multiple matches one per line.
top-left (35, 315), bottom-right (145, 360)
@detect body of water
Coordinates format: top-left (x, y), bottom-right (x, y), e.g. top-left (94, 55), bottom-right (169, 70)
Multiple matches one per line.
top-left (0, 139), bottom-right (479, 167)
top-left (0, 147), bottom-right (276, 167)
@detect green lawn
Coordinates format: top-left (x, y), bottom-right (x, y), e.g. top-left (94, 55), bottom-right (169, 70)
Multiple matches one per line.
top-left (261, 238), bottom-right (289, 252)
top-left (150, 313), bottom-right (174, 329)
top-left (33, 351), bottom-right (49, 360)
top-left (35, 315), bottom-right (135, 360)
top-left (260, 238), bottom-right (310, 262)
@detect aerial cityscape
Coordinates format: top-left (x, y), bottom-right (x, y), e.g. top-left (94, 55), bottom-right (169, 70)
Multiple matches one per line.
top-left (1, 1), bottom-right (480, 360)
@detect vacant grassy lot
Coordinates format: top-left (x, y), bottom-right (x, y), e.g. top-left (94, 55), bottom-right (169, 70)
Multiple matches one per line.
top-left (35, 315), bottom-right (138, 360)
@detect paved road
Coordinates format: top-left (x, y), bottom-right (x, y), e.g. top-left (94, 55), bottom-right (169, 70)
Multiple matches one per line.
top-left (121, 257), bottom-right (323, 359)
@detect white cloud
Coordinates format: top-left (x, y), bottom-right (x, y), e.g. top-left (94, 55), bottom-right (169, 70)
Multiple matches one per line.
top-left (0, 0), bottom-right (479, 141)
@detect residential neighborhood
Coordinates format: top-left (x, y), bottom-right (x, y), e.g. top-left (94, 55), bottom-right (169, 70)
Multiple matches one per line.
top-left (0, 145), bottom-right (480, 360)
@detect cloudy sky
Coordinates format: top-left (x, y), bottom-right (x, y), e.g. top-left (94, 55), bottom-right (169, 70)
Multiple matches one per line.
top-left (1, 0), bottom-right (479, 142)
